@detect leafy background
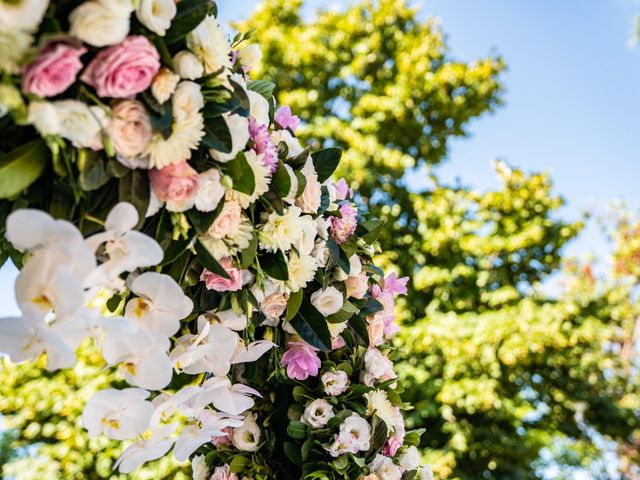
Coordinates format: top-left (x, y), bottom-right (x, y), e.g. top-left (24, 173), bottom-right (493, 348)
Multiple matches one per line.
top-left (1, 0), bottom-right (640, 479)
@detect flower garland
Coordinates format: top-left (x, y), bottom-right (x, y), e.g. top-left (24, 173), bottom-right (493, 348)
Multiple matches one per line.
top-left (0, 1), bottom-right (432, 479)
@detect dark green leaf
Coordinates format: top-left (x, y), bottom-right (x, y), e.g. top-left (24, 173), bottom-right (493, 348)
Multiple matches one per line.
top-left (0, 139), bottom-right (48, 199)
top-left (260, 250), bottom-right (289, 281)
top-left (240, 232), bottom-right (258, 269)
top-left (164, 0), bottom-right (209, 44)
top-left (287, 421), bottom-right (308, 440)
top-left (225, 152), bottom-right (255, 195)
top-left (286, 289), bottom-right (303, 321)
top-left (367, 415), bottom-right (388, 455)
top-left (272, 161), bottom-right (292, 197)
top-left (202, 117), bottom-right (232, 153)
top-left (78, 150), bottom-right (110, 191)
top-left (349, 315), bottom-right (369, 348)
top-left (283, 442), bottom-right (303, 466)
top-left (119, 169), bottom-right (150, 229)
top-left (291, 301), bottom-right (332, 351)
top-left (186, 199), bottom-right (224, 234)
top-left (195, 240), bottom-right (231, 279)
top-left (294, 170), bottom-right (307, 197)
top-left (311, 147), bottom-right (342, 183)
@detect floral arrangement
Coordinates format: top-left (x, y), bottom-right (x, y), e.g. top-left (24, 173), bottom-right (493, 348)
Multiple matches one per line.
top-left (0, 1), bottom-right (432, 479)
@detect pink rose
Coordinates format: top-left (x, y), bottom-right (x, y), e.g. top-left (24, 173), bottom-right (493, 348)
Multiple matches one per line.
top-left (81, 36), bottom-right (160, 98)
top-left (210, 465), bottom-right (238, 480)
top-left (296, 161), bottom-right (322, 214)
top-left (200, 257), bottom-right (244, 292)
top-left (108, 100), bottom-right (152, 159)
top-left (22, 42), bottom-right (86, 97)
top-left (367, 314), bottom-right (385, 346)
top-left (274, 105), bottom-right (300, 131)
top-left (149, 161), bottom-right (199, 212)
top-left (281, 341), bottom-right (321, 380)
top-left (261, 291), bottom-right (289, 321)
top-left (345, 271), bottom-right (369, 299)
top-left (208, 201), bottom-right (242, 239)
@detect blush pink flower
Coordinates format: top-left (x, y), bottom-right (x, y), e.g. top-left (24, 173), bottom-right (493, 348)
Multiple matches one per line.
top-left (274, 105), bottom-right (300, 131)
top-left (211, 426), bottom-right (233, 446)
top-left (281, 341), bottom-right (321, 380)
top-left (200, 257), bottom-right (244, 292)
top-left (330, 203), bottom-right (358, 244)
top-left (22, 42), bottom-right (86, 97)
top-left (383, 272), bottom-right (409, 296)
top-left (149, 161), bottom-right (199, 212)
top-left (334, 178), bottom-right (352, 201)
top-left (249, 119), bottom-right (278, 173)
top-left (81, 36), bottom-right (160, 98)
top-left (210, 465), bottom-right (238, 480)
top-left (382, 435), bottom-right (403, 457)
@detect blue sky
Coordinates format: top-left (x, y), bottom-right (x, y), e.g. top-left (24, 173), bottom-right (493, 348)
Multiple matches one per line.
top-left (1, 0), bottom-right (638, 314)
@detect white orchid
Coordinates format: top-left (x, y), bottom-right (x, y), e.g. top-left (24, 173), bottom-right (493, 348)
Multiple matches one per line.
top-left (150, 385), bottom-right (204, 426)
top-left (124, 272), bottom-right (193, 336)
top-left (173, 411), bottom-right (241, 462)
top-left (197, 377), bottom-right (261, 416)
top-left (82, 388), bottom-right (153, 440)
top-left (114, 423), bottom-right (177, 473)
top-left (102, 326), bottom-right (173, 390)
top-left (86, 202), bottom-right (163, 284)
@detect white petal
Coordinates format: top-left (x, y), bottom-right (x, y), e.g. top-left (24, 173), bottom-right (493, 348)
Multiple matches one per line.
top-left (231, 340), bottom-right (276, 364)
top-left (105, 202), bottom-right (139, 234)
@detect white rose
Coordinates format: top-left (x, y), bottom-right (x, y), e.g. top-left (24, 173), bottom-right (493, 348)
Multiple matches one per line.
top-left (57, 101), bottom-right (107, 150)
top-left (173, 50), bottom-right (204, 80)
top-left (363, 348), bottom-right (396, 386)
top-left (0, 26), bottom-right (32, 74)
top-left (302, 399), bottom-right (335, 428)
top-left (321, 370), bottom-right (350, 396)
top-left (69, 1), bottom-right (130, 47)
top-left (136, 0), bottom-right (176, 36)
top-left (292, 215), bottom-right (319, 256)
top-left (310, 286), bottom-right (343, 316)
top-left (399, 446), bottom-right (421, 471)
top-left (0, 0), bottom-right (49, 31)
top-left (151, 67), bottom-right (180, 104)
top-left (237, 44), bottom-right (262, 70)
top-left (232, 413), bottom-right (261, 452)
top-left (27, 101), bottom-right (58, 136)
top-left (248, 90), bottom-right (270, 126)
top-left (369, 455), bottom-right (402, 480)
top-left (191, 454), bottom-right (209, 480)
top-left (186, 15), bottom-right (232, 74)
top-left (195, 169), bottom-right (225, 212)
top-left (210, 113), bottom-right (249, 162)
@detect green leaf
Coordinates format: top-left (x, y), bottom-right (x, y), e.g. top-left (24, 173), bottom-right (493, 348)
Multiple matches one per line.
top-left (284, 442), bottom-right (303, 466)
top-left (228, 455), bottom-right (250, 473)
top-left (311, 147), bottom-right (342, 183)
top-left (348, 315), bottom-right (369, 348)
top-left (225, 152), bottom-right (255, 195)
top-left (286, 289), bottom-right (304, 321)
top-left (164, 0), bottom-right (209, 44)
top-left (287, 421), bottom-right (308, 440)
top-left (78, 150), bottom-right (109, 191)
top-left (247, 80), bottom-right (276, 99)
top-left (403, 429), bottom-right (426, 447)
top-left (0, 139), bottom-right (48, 199)
top-left (186, 199), bottom-right (224, 235)
top-left (194, 239), bottom-right (230, 279)
top-left (240, 232), bottom-right (258, 269)
top-left (326, 305), bottom-right (355, 324)
top-left (160, 235), bottom-right (193, 266)
top-left (294, 170), bottom-right (307, 197)
top-left (301, 438), bottom-right (313, 461)
top-left (360, 219), bottom-right (385, 244)
top-left (291, 301), bottom-right (332, 351)
top-left (367, 414), bottom-right (388, 455)
top-left (272, 161), bottom-right (292, 197)
top-left (119, 169), bottom-right (150, 229)
top-left (260, 250), bottom-right (289, 281)
top-left (202, 117), bottom-right (232, 153)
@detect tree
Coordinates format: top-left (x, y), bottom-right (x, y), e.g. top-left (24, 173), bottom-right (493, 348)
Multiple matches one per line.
top-left (241, 1), bottom-right (639, 478)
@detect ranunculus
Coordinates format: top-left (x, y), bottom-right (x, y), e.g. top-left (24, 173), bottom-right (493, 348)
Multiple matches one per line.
top-left (210, 465), bottom-right (238, 480)
top-left (208, 201), bottom-right (242, 239)
top-left (281, 341), bottom-right (321, 380)
top-left (195, 169), bottom-right (225, 212)
top-left (151, 67), bottom-right (180, 104)
top-left (0, 0), bottom-right (49, 32)
top-left (310, 286), bottom-right (343, 316)
top-left (136, 0), bottom-right (176, 36)
top-left (108, 100), bottom-right (152, 160)
top-left (200, 257), bottom-right (244, 292)
top-left (173, 50), bottom-right (204, 80)
top-left (301, 399), bottom-right (335, 428)
top-left (321, 370), bottom-right (350, 396)
top-left (346, 271), bottom-right (369, 299)
top-left (274, 105), bottom-right (300, 132)
top-left (81, 36), bottom-right (160, 98)
top-left (418, 466), bottom-right (434, 480)
top-left (148, 161), bottom-right (198, 212)
top-left (22, 42), bottom-right (86, 97)
top-left (331, 202), bottom-right (358, 244)
top-left (69, 1), bottom-right (131, 47)
top-left (296, 159), bottom-right (322, 214)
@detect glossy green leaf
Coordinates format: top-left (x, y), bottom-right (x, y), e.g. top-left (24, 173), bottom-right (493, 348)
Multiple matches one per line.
top-left (0, 139), bottom-right (47, 199)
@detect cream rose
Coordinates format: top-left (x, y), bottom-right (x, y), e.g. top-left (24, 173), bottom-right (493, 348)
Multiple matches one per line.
top-left (173, 50), bottom-right (204, 80)
top-left (346, 271), bottom-right (369, 299)
top-left (310, 286), bottom-right (343, 316)
top-left (136, 0), bottom-right (176, 36)
top-left (210, 113), bottom-right (250, 162)
top-left (108, 100), bottom-right (152, 159)
top-left (195, 169), bottom-right (225, 212)
top-left (151, 67), bottom-right (180, 104)
top-left (208, 201), bottom-right (243, 239)
top-left (0, 0), bottom-right (49, 31)
top-left (69, 1), bottom-right (131, 47)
